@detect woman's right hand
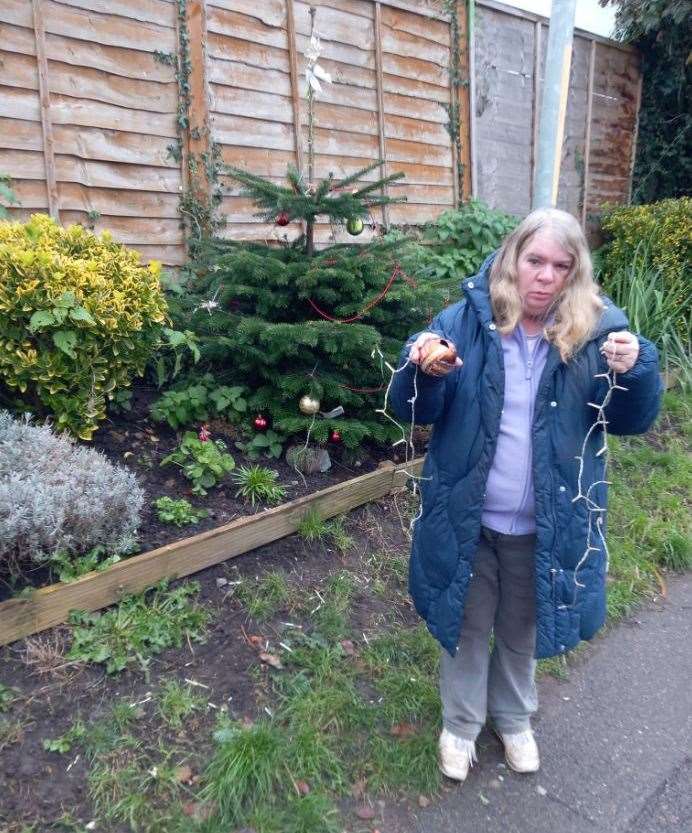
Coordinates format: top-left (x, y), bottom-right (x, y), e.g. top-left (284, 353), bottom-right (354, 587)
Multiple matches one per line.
top-left (408, 332), bottom-right (462, 376)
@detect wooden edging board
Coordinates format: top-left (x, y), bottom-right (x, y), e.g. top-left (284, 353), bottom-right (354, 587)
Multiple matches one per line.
top-left (0, 458), bottom-right (425, 648)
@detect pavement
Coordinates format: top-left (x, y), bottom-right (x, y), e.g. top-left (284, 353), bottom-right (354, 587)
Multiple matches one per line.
top-left (402, 574), bottom-right (692, 833)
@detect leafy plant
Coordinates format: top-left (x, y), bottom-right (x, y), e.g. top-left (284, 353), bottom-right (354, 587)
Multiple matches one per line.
top-left (149, 326), bottom-right (201, 388)
top-left (231, 465), bottom-right (287, 506)
top-left (50, 546), bottom-right (121, 583)
top-left (236, 428), bottom-right (285, 460)
top-left (0, 173), bottom-right (19, 219)
top-left (43, 719), bottom-right (88, 754)
top-left (153, 496), bottom-right (209, 527)
top-left (151, 372), bottom-right (247, 430)
top-left (597, 241), bottom-right (690, 386)
top-left (0, 214), bottom-right (168, 439)
top-left (160, 431), bottom-right (235, 495)
top-left (67, 580), bottom-right (211, 674)
top-left (423, 199), bottom-right (518, 290)
top-left (599, 198), bottom-right (691, 345)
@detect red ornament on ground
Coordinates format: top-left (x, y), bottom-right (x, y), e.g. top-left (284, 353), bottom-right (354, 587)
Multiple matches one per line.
top-left (276, 211), bottom-right (290, 227)
top-left (329, 429), bottom-right (342, 444)
top-left (253, 414), bottom-right (268, 431)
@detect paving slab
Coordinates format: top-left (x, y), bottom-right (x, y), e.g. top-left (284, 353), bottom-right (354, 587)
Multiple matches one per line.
top-left (404, 574), bottom-right (692, 833)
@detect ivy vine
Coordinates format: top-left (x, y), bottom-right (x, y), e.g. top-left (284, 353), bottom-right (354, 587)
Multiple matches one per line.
top-left (443, 0), bottom-right (469, 202)
top-left (154, 0), bottom-right (224, 254)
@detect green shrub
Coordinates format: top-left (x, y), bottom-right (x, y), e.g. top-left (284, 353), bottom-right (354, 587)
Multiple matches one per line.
top-left (0, 411), bottom-right (142, 580)
top-left (422, 199), bottom-right (518, 290)
top-left (0, 214), bottom-right (168, 439)
top-left (599, 198), bottom-right (691, 343)
top-left (160, 431), bottom-right (235, 495)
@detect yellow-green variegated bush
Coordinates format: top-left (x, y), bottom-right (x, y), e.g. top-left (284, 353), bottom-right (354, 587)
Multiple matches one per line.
top-left (0, 214), bottom-right (168, 439)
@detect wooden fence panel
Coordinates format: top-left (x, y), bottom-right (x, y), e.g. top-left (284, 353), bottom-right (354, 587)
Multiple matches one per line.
top-left (0, 0), bottom-right (640, 263)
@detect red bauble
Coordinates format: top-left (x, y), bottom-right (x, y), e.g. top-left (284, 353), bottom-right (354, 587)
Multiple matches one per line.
top-left (329, 429), bottom-right (342, 444)
top-left (276, 211), bottom-right (290, 227)
top-left (253, 414), bottom-right (268, 431)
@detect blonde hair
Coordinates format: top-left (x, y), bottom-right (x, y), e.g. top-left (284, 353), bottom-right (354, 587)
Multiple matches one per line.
top-left (489, 208), bottom-right (603, 361)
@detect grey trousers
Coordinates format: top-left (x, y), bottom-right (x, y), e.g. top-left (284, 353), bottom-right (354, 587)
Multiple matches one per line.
top-left (440, 526), bottom-right (538, 740)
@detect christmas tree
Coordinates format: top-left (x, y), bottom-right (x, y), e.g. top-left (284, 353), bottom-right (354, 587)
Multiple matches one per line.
top-left (171, 159), bottom-right (446, 449)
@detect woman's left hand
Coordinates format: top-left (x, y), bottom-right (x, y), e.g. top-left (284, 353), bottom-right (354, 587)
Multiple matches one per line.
top-left (600, 330), bottom-right (640, 374)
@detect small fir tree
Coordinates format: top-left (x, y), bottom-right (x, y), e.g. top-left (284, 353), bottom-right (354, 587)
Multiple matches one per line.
top-left (171, 161), bottom-right (446, 448)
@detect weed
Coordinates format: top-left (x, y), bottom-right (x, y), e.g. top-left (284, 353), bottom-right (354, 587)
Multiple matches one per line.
top-left (231, 465), bottom-right (287, 506)
top-left (43, 719), bottom-right (87, 754)
top-left (0, 682), bottom-right (17, 711)
top-left (67, 580), bottom-right (211, 675)
top-left (327, 516), bottom-right (355, 553)
top-left (297, 507), bottom-right (329, 542)
top-left (49, 546), bottom-right (121, 583)
top-left (236, 571), bottom-right (291, 621)
top-left (158, 679), bottom-right (206, 730)
top-left (0, 717), bottom-right (23, 750)
top-left (154, 496), bottom-right (209, 527)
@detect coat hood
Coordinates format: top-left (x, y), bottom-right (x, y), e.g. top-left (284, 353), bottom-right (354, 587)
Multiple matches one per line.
top-left (460, 251), bottom-right (628, 342)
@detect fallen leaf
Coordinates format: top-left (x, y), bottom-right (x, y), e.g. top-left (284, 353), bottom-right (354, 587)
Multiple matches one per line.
top-left (390, 722), bottom-right (416, 738)
top-left (479, 792), bottom-right (489, 806)
top-left (259, 652), bottom-right (283, 669)
top-left (340, 639), bottom-right (356, 656)
top-left (355, 805), bottom-right (376, 820)
top-left (181, 801), bottom-right (215, 820)
top-left (248, 635), bottom-right (264, 648)
top-left (296, 780), bottom-right (311, 795)
top-left (418, 795), bottom-right (430, 807)
top-left (175, 765), bottom-right (194, 784)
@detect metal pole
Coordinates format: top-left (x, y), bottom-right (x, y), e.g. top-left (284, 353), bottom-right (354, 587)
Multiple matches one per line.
top-left (532, 0), bottom-right (577, 209)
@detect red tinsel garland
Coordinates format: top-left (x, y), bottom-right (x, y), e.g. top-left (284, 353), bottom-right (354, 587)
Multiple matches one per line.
top-left (307, 263), bottom-right (416, 324)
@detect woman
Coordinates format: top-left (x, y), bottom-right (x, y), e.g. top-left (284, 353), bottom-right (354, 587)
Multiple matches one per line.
top-left (390, 208), bottom-right (661, 781)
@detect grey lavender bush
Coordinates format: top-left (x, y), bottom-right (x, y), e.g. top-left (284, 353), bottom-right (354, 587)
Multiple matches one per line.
top-left (0, 411), bottom-right (143, 578)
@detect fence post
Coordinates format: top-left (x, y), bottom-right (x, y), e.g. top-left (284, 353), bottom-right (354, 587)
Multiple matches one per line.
top-left (184, 0), bottom-right (212, 230)
top-left (455, 1), bottom-right (473, 204)
top-left (374, 2), bottom-right (390, 228)
top-left (31, 0), bottom-right (59, 221)
top-left (285, 0), bottom-right (305, 180)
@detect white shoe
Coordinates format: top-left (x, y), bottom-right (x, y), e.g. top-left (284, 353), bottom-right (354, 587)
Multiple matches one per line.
top-left (500, 729), bottom-right (540, 773)
top-left (438, 728), bottom-right (477, 781)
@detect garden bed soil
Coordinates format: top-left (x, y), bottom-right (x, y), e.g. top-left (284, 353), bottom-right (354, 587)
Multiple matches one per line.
top-left (91, 382), bottom-right (425, 555)
top-left (1, 381), bottom-right (429, 600)
top-left (0, 498), bottom-right (427, 833)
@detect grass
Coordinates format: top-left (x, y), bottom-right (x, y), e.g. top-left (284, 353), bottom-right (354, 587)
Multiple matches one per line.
top-left (157, 679), bottom-right (206, 730)
top-left (235, 570), bottom-right (291, 621)
top-left (19, 392), bottom-right (689, 833)
top-left (605, 390), bottom-right (691, 617)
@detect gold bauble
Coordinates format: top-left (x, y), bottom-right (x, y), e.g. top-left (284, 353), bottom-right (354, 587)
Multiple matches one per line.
top-left (299, 394), bottom-right (321, 415)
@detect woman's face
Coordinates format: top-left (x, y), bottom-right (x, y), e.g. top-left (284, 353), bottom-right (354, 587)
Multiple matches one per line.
top-left (516, 231), bottom-right (573, 318)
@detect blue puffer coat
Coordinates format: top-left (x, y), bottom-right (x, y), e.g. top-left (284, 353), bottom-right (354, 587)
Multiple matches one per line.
top-left (390, 255), bottom-right (662, 659)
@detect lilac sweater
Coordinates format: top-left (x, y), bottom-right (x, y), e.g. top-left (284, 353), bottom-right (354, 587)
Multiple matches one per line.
top-left (481, 325), bottom-right (549, 535)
